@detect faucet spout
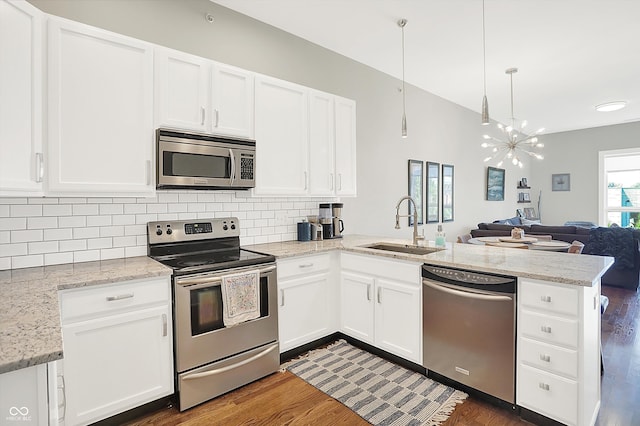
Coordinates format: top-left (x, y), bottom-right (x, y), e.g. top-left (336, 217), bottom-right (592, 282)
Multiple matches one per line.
top-left (394, 196), bottom-right (423, 246)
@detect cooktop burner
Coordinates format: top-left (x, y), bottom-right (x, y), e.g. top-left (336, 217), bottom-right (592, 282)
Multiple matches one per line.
top-left (155, 248), bottom-right (274, 275)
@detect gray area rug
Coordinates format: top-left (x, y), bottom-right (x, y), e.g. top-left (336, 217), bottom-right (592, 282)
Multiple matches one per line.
top-left (285, 340), bottom-right (468, 426)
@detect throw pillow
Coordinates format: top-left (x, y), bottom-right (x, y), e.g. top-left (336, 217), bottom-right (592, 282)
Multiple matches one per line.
top-left (521, 218), bottom-right (541, 225)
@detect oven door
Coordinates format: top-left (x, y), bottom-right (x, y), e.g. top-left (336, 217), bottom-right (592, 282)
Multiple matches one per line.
top-left (157, 140), bottom-right (254, 188)
top-left (174, 263), bottom-right (278, 373)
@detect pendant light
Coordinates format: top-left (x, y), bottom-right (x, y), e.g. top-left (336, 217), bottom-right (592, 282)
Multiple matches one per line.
top-left (398, 18), bottom-right (408, 138)
top-left (481, 0), bottom-right (490, 125)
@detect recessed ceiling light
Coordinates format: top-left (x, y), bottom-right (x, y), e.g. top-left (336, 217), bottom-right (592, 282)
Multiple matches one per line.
top-left (595, 101), bottom-right (627, 112)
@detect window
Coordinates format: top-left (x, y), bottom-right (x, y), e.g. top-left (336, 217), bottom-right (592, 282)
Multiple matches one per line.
top-left (600, 149), bottom-right (640, 228)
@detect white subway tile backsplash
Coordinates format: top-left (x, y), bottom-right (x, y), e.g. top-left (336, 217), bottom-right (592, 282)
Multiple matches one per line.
top-left (73, 204), bottom-right (99, 216)
top-left (59, 216), bottom-right (86, 228)
top-left (43, 204), bottom-right (73, 216)
top-left (11, 229), bottom-right (43, 243)
top-left (27, 217), bottom-right (58, 229)
top-left (12, 254), bottom-right (44, 269)
top-left (0, 192), bottom-right (337, 271)
top-left (28, 241), bottom-right (59, 255)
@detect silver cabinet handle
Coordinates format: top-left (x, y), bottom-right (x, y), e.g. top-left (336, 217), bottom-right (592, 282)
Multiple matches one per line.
top-left (377, 287), bottom-right (382, 304)
top-left (366, 284), bottom-right (371, 301)
top-left (201, 107), bottom-right (206, 125)
top-left (280, 289), bottom-right (285, 307)
top-left (338, 173), bottom-right (342, 191)
top-left (162, 313), bottom-right (168, 337)
top-left (298, 263), bottom-right (314, 268)
top-left (304, 171), bottom-right (308, 190)
top-left (146, 160), bottom-right (151, 185)
top-left (330, 173), bottom-right (334, 190)
top-left (214, 109), bottom-right (220, 127)
top-left (58, 373), bottom-right (66, 422)
top-left (539, 382), bottom-right (550, 391)
top-left (540, 295), bottom-right (552, 303)
top-left (541, 325), bottom-right (552, 333)
top-left (539, 354), bottom-right (551, 362)
top-left (35, 153), bottom-right (44, 183)
top-left (229, 148), bottom-right (236, 186)
top-left (106, 293), bottom-right (134, 302)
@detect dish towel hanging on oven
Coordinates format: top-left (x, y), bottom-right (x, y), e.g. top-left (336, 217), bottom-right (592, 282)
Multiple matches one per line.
top-left (221, 269), bottom-right (260, 327)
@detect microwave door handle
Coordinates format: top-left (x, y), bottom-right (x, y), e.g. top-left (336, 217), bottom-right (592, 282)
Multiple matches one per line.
top-left (229, 149), bottom-right (236, 186)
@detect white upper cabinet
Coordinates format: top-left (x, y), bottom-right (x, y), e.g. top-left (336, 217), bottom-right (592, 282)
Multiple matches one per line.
top-left (308, 90), bottom-right (335, 195)
top-left (0, 0), bottom-right (44, 196)
top-left (47, 17), bottom-right (154, 196)
top-left (154, 49), bottom-right (209, 132)
top-left (211, 63), bottom-right (254, 139)
top-left (154, 49), bottom-right (254, 139)
top-left (334, 96), bottom-right (357, 196)
top-left (254, 75), bottom-right (309, 195)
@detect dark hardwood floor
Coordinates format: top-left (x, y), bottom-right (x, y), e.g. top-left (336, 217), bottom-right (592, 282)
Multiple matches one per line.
top-left (126, 285), bottom-right (639, 426)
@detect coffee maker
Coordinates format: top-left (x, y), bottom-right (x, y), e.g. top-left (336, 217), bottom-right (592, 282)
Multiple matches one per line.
top-left (318, 203), bottom-right (344, 239)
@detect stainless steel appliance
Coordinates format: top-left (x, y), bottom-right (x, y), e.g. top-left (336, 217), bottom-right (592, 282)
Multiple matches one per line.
top-left (422, 264), bottom-right (516, 404)
top-left (332, 203), bottom-right (344, 238)
top-left (147, 217), bottom-right (278, 411)
top-left (156, 128), bottom-right (256, 189)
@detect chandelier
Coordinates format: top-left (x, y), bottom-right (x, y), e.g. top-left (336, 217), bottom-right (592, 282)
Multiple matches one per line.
top-left (481, 68), bottom-right (544, 168)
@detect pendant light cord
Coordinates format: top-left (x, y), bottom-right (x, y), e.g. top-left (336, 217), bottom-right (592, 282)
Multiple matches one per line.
top-left (482, 0), bottom-right (487, 96)
top-left (401, 21), bottom-right (406, 114)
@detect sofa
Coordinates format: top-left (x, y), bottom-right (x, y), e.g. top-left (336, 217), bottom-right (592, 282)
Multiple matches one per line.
top-left (471, 219), bottom-right (640, 290)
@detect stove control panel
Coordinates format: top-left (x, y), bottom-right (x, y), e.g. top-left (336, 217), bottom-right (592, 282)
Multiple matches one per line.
top-left (147, 217), bottom-right (240, 244)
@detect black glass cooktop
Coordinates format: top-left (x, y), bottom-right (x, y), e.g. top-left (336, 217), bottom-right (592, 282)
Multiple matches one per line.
top-left (153, 248), bottom-right (275, 275)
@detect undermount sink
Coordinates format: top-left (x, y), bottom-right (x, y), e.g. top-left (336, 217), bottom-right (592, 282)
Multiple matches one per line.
top-left (361, 242), bottom-right (442, 255)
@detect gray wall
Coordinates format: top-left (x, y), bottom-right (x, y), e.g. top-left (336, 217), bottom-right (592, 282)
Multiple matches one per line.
top-left (29, 0), bottom-right (546, 241)
top-left (530, 121), bottom-right (640, 226)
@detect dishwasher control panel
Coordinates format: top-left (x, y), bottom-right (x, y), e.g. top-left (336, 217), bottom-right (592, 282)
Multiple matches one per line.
top-left (422, 264), bottom-right (516, 293)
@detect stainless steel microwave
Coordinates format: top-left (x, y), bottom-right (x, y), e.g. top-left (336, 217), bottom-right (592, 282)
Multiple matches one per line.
top-left (156, 129), bottom-right (256, 190)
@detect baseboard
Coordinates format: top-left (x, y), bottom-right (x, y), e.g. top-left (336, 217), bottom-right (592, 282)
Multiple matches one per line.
top-left (91, 395), bottom-right (175, 426)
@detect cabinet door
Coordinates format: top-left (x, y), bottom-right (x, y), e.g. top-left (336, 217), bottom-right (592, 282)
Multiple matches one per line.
top-left (278, 272), bottom-right (331, 352)
top-left (0, 0), bottom-right (43, 195)
top-left (154, 48), bottom-right (209, 132)
top-left (254, 76), bottom-right (308, 195)
top-left (340, 270), bottom-right (375, 344)
top-left (0, 364), bottom-right (50, 426)
top-left (375, 278), bottom-right (421, 363)
top-left (334, 96), bottom-right (357, 196)
top-left (47, 18), bottom-right (154, 196)
top-left (61, 305), bottom-right (172, 425)
top-left (212, 63), bottom-right (254, 138)
top-left (308, 90), bottom-right (335, 195)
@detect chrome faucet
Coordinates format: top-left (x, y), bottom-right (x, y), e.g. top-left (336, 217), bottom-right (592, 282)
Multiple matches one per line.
top-left (395, 196), bottom-right (424, 246)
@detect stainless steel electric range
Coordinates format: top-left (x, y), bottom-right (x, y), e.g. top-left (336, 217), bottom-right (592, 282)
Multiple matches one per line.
top-left (147, 217), bottom-right (279, 411)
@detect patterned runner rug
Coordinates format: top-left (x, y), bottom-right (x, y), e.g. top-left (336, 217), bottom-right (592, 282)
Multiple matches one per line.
top-left (285, 340), bottom-right (467, 426)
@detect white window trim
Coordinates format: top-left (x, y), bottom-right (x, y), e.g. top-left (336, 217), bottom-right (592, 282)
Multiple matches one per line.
top-left (599, 147), bottom-right (640, 226)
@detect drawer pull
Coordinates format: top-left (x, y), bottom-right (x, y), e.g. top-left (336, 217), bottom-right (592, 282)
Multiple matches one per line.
top-left (162, 314), bottom-right (168, 337)
top-left (298, 263), bottom-right (314, 268)
top-left (541, 325), bottom-right (552, 334)
top-left (539, 354), bottom-right (551, 362)
top-left (366, 284), bottom-right (371, 301)
top-left (540, 295), bottom-right (552, 303)
top-left (539, 382), bottom-right (550, 391)
top-left (106, 293), bottom-right (134, 302)
top-left (280, 289), bottom-right (285, 307)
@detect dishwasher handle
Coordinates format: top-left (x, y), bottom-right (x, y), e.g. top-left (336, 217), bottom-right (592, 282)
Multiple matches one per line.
top-left (423, 279), bottom-right (513, 302)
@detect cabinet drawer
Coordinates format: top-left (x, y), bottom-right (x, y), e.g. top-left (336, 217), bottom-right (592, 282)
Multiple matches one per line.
top-left (277, 253), bottom-right (331, 279)
top-left (60, 277), bottom-right (171, 323)
top-left (341, 253), bottom-right (420, 285)
top-left (519, 337), bottom-right (578, 378)
top-left (520, 309), bottom-right (578, 348)
top-left (518, 364), bottom-right (577, 425)
top-left (520, 279), bottom-right (578, 316)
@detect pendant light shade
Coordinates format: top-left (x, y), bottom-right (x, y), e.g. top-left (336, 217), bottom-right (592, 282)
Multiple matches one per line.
top-left (398, 18), bottom-right (408, 138)
top-left (481, 0), bottom-right (490, 125)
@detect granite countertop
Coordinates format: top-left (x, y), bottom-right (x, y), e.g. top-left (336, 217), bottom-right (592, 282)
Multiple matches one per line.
top-left (245, 234), bottom-right (615, 287)
top-left (0, 256), bottom-right (172, 374)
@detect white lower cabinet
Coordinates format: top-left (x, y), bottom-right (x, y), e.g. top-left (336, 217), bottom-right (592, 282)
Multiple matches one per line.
top-left (0, 363), bottom-right (57, 426)
top-left (58, 277), bottom-right (173, 426)
top-left (517, 278), bottom-right (600, 426)
top-left (277, 253), bottom-right (337, 352)
top-left (340, 253), bottom-right (421, 364)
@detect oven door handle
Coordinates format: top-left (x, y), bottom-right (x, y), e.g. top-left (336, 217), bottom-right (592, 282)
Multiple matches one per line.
top-left (175, 264), bottom-right (276, 287)
top-left (423, 280), bottom-right (513, 301)
top-left (182, 344), bottom-right (278, 380)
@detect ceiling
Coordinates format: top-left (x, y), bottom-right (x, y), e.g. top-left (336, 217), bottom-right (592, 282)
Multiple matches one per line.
top-left (212, 0), bottom-right (640, 135)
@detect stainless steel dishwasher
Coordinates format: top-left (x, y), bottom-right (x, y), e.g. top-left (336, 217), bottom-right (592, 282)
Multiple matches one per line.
top-left (422, 264), bottom-right (516, 404)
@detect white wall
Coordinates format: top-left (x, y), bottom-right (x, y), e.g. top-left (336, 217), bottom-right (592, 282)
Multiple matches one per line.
top-left (1, 0), bottom-right (535, 269)
top-left (530, 121), bottom-right (640, 225)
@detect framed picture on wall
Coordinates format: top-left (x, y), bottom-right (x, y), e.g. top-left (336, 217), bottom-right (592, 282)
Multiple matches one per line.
top-left (407, 160), bottom-right (423, 226)
top-left (486, 166), bottom-right (505, 201)
top-left (552, 173), bottom-right (570, 191)
top-left (426, 162), bottom-right (440, 223)
top-left (441, 164), bottom-right (454, 222)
